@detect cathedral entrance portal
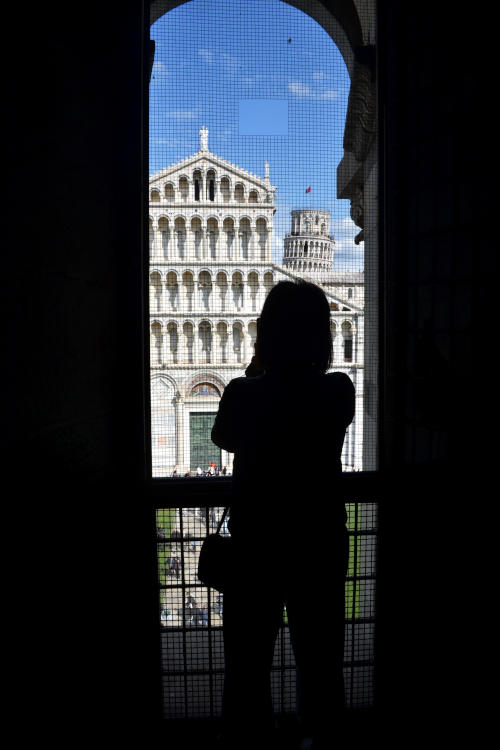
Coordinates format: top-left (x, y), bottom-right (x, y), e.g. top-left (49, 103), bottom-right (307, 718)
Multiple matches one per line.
top-left (189, 412), bottom-right (221, 471)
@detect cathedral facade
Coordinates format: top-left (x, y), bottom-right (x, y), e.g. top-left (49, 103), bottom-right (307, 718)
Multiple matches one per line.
top-left (149, 128), bottom-right (364, 476)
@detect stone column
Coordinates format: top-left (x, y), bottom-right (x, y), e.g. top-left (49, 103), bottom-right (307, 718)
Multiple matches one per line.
top-left (249, 222), bottom-right (255, 260)
top-left (150, 218), bottom-right (158, 259)
top-left (352, 323), bottom-right (358, 363)
top-left (174, 392), bottom-right (185, 470)
top-left (201, 227), bottom-right (207, 259)
top-left (161, 325), bottom-right (168, 366)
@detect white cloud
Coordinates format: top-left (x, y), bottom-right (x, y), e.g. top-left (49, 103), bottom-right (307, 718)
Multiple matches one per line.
top-left (151, 61), bottom-right (169, 79)
top-left (165, 109), bottom-right (198, 120)
top-left (221, 52), bottom-right (239, 71)
top-left (319, 89), bottom-right (338, 100)
top-left (289, 80), bottom-right (339, 101)
top-left (153, 138), bottom-right (181, 146)
top-left (312, 71), bottom-right (330, 81)
top-left (198, 49), bottom-right (213, 63)
top-left (288, 81), bottom-right (312, 97)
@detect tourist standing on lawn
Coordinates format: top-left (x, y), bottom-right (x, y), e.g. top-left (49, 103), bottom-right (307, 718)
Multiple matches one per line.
top-left (212, 280), bottom-right (354, 749)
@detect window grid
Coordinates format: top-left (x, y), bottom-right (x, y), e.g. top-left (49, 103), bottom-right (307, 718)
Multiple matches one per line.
top-left (157, 501), bottom-right (377, 719)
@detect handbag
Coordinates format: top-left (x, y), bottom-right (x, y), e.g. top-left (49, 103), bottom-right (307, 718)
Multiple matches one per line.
top-left (197, 507), bottom-right (233, 593)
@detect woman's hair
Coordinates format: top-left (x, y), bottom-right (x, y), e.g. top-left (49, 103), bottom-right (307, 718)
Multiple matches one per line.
top-left (256, 280), bottom-right (333, 373)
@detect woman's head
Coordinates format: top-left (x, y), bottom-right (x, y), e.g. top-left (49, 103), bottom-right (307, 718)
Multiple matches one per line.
top-left (255, 280), bottom-right (332, 373)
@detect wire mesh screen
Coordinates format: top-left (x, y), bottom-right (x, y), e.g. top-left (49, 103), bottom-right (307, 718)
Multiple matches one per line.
top-left (149, 0), bottom-right (377, 725)
top-left (157, 501), bottom-right (377, 717)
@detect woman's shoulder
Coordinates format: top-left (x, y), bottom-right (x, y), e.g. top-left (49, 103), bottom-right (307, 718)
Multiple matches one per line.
top-left (224, 375), bottom-right (262, 391)
top-left (323, 371), bottom-right (355, 390)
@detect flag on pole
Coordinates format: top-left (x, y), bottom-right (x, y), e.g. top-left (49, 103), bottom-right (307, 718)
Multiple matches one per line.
top-left (305, 186), bottom-right (311, 193)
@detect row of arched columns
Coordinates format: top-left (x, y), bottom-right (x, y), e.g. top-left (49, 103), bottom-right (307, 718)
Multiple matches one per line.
top-left (284, 259), bottom-right (332, 273)
top-left (149, 216), bottom-right (270, 261)
top-left (331, 319), bottom-right (357, 362)
top-left (151, 319), bottom-right (257, 366)
top-left (150, 171), bottom-right (268, 205)
top-left (284, 238), bottom-right (333, 258)
top-left (151, 317), bottom-right (357, 367)
top-left (149, 269), bottom-right (275, 314)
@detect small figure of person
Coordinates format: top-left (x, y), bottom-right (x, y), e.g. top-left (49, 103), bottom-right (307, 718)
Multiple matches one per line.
top-left (222, 466), bottom-right (227, 476)
top-left (200, 605), bottom-right (209, 628)
top-left (166, 555), bottom-right (175, 576)
top-left (172, 556), bottom-right (181, 580)
top-left (215, 593), bottom-right (224, 618)
top-left (185, 595), bottom-right (197, 626)
top-left (196, 466), bottom-right (202, 476)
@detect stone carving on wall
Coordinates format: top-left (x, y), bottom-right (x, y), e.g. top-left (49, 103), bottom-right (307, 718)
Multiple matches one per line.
top-left (343, 52), bottom-right (376, 163)
top-left (350, 184), bottom-right (364, 244)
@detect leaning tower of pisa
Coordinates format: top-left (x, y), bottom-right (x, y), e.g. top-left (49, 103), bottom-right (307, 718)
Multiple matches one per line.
top-left (282, 209), bottom-right (334, 275)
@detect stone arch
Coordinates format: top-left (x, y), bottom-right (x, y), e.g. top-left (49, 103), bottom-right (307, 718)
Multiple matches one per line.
top-left (216, 271), bottom-right (228, 312)
top-left (220, 175), bottom-right (231, 202)
top-left (239, 217), bottom-right (251, 260)
top-left (151, 320), bottom-right (163, 365)
top-left (178, 175), bottom-right (189, 201)
top-left (192, 168), bottom-right (202, 202)
top-left (207, 216), bottom-right (219, 260)
top-left (150, 188), bottom-right (160, 202)
top-left (248, 271), bottom-right (259, 312)
top-left (182, 270), bottom-right (195, 313)
top-left (231, 271), bottom-right (244, 311)
top-left (263, 271), bottom-right (274, 299)
top-left (182, 320), bottom-right (195, 363)
top-left (174, 216), bottom-right (186, 259)
top-left (198, 270), bottom-right (212, 312)
top-left (166, 321), bottom-right (179, 363)
top-left (158, 216), bottom-right (170, 259)
top-left (148, 217), bottom-right (155, 255)
top-left (234, 182), bottom-right (245, 203)
top-left (248, 189), bottom-right (259, 203)
top-left (223, 216), bottom-right (235, 259)
top-left (206, 168), bottom-right (216, 201)
top-left (184, 371), bottom-right (228, 398)
top-left (164, 182), bottom-right (175, 202)
top-left (190, 215), bottom-right (203, 260)
top-left (149, 270), bottom-right (162, 313)
top-left (256, 217), bottom-right (268, 260)
top-left (232, 320), bottom-right (244, 364)
top-left (198, 319), bottom-right (213, 364)
top-left (151, 370), bottom-right (179, 394)
top-left (342, 320), bottom-right (353, 362)
top-left (248, 319), bottom-right (258, 354)
top-left (166, 270), bottom-right (179, 311)
top-left (330, 320), bottom-right (337, 360)
top-left (216, 321), bottom-right (229, 363)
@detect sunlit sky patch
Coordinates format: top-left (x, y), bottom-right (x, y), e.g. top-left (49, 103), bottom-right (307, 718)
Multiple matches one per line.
top-left (150, 0), bottom-right (363, 271)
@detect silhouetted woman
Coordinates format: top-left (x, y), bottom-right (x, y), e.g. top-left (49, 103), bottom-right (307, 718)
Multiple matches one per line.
top-left (212, 280), bottom-right (355, 749)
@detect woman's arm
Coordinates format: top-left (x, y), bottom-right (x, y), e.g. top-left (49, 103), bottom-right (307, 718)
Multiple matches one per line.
top-left (211, 378), bottom-right (243, 452)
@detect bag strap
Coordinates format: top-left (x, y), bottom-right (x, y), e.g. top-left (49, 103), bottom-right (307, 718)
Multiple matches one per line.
top-left (215, 507), bottom-right (229, 535)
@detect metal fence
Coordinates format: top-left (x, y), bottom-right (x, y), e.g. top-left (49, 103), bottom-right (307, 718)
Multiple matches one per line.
top-left (155, 480), bottom-right (378, 720)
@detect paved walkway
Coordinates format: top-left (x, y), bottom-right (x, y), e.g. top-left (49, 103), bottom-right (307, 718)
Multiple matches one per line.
top-left (161, 507), bottom-right (226, 628)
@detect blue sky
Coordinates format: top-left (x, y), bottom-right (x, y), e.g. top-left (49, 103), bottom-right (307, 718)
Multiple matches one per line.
top-left (150, 0), bottom-right (363, 271)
